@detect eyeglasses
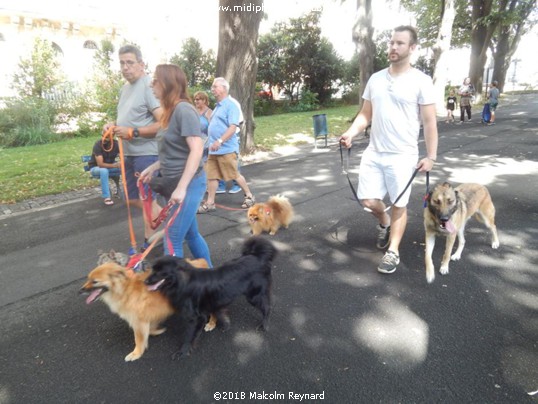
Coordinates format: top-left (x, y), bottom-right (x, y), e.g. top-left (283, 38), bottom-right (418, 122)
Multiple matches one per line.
top-left (120, 60), bottom-right (138, 67)
top-left (194, 98), bottom-right (201, 101)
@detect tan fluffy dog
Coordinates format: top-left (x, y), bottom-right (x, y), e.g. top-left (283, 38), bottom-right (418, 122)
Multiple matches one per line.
top-left (80, 258), bottom-right (215, 361)
top-left (247, 195), bottom-right (294, 236)
top-left (424, 182), bottom-right (500, 283)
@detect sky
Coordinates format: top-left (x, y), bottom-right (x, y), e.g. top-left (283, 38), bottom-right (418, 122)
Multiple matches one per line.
top-left (1, 0), bottom-right (535, 85)
top-left (0, 0), bottom-right (409, 60)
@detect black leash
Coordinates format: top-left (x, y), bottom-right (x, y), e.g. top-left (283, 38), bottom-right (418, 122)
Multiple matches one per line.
top-left (339, 142), bottom-right (430, 212)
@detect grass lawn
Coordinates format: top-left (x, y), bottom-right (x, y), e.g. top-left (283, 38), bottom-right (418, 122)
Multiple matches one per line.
top-left (0, 104), bottom-right (359, 203)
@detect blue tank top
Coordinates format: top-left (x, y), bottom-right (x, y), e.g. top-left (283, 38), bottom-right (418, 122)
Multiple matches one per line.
top-left (199, 108), bottom-right (210, 135)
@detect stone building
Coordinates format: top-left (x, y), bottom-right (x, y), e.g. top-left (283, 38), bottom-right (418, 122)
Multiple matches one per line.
top-left (0, 4), bottom-right (124, 98)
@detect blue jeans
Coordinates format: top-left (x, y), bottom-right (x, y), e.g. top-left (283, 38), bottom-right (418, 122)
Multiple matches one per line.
top-left (90, 167), bottom-right (121, 199)
top-left (164, 171), bottom-right (213, 267)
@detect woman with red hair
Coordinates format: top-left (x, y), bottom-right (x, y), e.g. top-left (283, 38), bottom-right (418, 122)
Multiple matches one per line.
top-left (139, 64), bottom-right (212, 266)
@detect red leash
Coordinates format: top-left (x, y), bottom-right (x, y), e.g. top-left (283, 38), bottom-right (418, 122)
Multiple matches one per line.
top-left (137, 179), bottom-right (183, 256)
top-left (137, 180), bottom-right (175, 230)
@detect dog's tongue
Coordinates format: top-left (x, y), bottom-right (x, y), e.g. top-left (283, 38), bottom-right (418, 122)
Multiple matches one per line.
top-left (86, 290), bottom-right (101, 305)
top-left (147, 279), bottom-right (165, 292)
top-left (445, 220), bottom-right (456, 234)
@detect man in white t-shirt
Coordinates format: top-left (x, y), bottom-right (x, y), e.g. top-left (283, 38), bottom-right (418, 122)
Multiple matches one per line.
top-left (340, 25), bottom-right (438, 274)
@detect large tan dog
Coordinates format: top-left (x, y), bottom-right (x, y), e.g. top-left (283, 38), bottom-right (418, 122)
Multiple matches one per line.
top-left (424, 182), bottom-right (500, 283)
top-left (80, 258), bottom-right (215, 362)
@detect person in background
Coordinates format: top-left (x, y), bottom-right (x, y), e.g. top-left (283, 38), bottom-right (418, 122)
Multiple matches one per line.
top-left (198, 77), bottom-right (255, 213)
top-left (193, 90), bottom-right (212, 163)
top-left (487, 80), bottom-right (500, 125)
top-left (139, 64), bottom-right (212, 266)
top-left (340, 25), bottom-right (438, 275)
top-left (216, 95), bottom-right (243, 194)
top-left (445, 88), bottom-right (457, 123)
top-left (88, 138), bottom-right (121, 206)
top-left (103, 45), bottom-right (163, 253)
top-left (458, 77), bottom-right (474, 123)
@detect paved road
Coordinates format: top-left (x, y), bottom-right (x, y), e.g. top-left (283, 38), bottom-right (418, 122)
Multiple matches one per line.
top-left (1, 94), bottom-right (537, 404)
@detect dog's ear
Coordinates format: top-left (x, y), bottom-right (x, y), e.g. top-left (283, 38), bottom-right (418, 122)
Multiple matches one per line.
top-left (441, 182), bottom-right (452, 189)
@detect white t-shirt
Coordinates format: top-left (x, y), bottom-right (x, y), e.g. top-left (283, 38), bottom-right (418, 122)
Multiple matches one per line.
top-left (363, 67), bottom-right (435, 155)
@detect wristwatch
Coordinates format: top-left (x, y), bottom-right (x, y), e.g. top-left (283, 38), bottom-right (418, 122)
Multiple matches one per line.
top-left (133, 128), bottom-right (140, 138)
top-left (217, 138), bottom-right (223, 144)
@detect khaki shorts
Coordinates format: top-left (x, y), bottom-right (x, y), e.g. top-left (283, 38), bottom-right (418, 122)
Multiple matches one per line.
top-left (205, 153), bottom-right (239, 181)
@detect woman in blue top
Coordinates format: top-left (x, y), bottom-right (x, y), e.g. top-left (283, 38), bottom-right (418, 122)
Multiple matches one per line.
top-left (193, 91), bottom-right (212, 162)
top-left (139, 64), bottom-right (212, 266)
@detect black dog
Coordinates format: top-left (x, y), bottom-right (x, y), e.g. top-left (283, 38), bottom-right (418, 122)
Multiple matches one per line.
top-left (146, 236), bottom-right (277, 359)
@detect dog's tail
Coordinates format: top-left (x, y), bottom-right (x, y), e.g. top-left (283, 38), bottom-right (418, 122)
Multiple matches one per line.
top-left (242, 236), bottom-right (278, 264)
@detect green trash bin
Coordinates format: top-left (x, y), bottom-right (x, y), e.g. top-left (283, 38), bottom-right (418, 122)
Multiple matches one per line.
top-left (312, 114), bottom-right (328, 148)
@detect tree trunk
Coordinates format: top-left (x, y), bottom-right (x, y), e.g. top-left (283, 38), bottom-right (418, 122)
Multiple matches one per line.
top-left (216, 0), bottom-right (263, 155)
top-left (352, 0), bottom-right (374, 112)
top-left (432, 0), bottom-right (456, 113)
top-left (491, 0), bottom-right (534, 93)
top-left (469, 0), bottom-right (503, 102)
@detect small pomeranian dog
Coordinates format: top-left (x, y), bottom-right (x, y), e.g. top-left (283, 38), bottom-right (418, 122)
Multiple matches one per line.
top-left (145, 237), bottom-right (277, 359)
top-left (247, 195), bottom-right (294, 236)
top-left (81, 257), bottom-right (215, 362)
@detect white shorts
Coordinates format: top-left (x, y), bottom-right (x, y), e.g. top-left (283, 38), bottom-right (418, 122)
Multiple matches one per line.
top-left (357, 149), bottom-right (418, 207)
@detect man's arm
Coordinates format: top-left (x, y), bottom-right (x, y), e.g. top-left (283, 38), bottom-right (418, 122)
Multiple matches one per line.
top-left (114, 106), bottom-right (163, 139)
top-left (339, 100), bottom-right (372, 148)
top-left (416, 103), bottom-right (438, 172)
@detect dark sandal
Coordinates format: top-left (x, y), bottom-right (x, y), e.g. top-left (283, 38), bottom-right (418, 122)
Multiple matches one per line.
top-left (241, 195), bottom-right (255, 209)
top-left (197, 202), bottom-right (216, 214)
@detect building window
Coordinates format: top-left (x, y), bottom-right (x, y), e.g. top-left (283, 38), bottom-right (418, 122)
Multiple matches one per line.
top-left (83, 40), bottom-right (98, 50)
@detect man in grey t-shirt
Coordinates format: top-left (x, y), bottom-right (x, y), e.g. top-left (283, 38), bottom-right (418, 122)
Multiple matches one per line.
top-left (103, 45), bottom-right (162, 253)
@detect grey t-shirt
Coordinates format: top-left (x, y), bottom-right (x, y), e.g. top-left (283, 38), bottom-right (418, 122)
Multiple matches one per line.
top-left (117, 75), bottom-right (161, 156)
top-left (488, 87), bottom-right (500, 103)
top-left (157, 102), bottom-right (206, 178)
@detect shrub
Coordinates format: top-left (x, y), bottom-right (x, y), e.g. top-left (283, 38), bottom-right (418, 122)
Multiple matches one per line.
top-left (0, 97), bottom-right (61, 147)
top-left (288, 89), bottom-right (319, 112)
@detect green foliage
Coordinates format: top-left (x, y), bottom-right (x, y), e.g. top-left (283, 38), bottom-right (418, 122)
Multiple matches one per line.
top-left (1, 105), bottom-right (359, 202)
top-left (89, 40), bottom-right (123, 122)
top-left (288, 89), bottom-right (319, 112)
top-left (257, 11), bottom-right (344, 105)
top-left (11, 38), bottom-right (65, 98)
top-left (170, 38), bottom-right (216, 88)
top-left (400, 0), bottom-right (472, 47)
top-left (414, 55), bottom-right (435, 76)
top-left (0, 97), bottom-right (61, 147)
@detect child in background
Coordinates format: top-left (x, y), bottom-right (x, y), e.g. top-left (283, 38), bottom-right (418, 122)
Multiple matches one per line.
top-left (446, 89), bottom-right (457, 123)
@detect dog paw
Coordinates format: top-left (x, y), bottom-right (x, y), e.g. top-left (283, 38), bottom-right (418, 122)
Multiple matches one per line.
top-left (439, 265), bottom-right (449, 275)
top-left (125, 351), bottom-right (142, 362)
top-left (204, 322), bottom-right (216, 332)
top-left (426, 269), bottom-right (435, 284)
top-left (256, 322), bottom-right (269, 332)
top-left (450, 253), bottom-right (461, 261)
top-left (150, 327), bottom-right (166, 336)
top-left (491, 241), bottom-right (499, 249)
top-left (171, 349), bottom-right (190, 361)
